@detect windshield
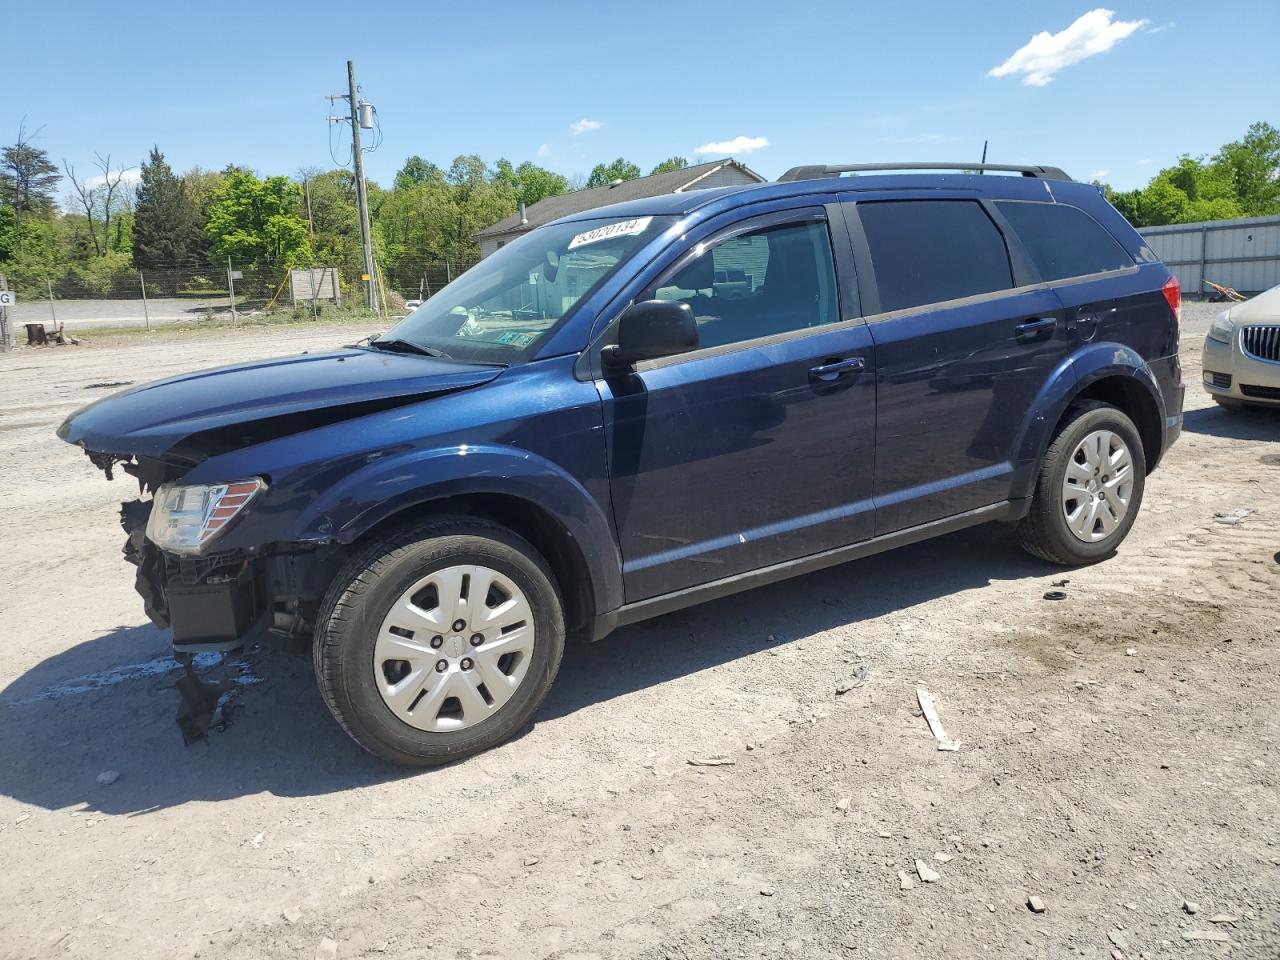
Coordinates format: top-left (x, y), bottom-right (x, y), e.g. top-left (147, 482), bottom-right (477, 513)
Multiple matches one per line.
top-left (380, 214), bottom-right (674, 363)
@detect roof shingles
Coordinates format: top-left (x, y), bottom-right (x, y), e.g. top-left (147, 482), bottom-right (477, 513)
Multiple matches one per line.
top-left (474, 160), bottom-right (761, 241)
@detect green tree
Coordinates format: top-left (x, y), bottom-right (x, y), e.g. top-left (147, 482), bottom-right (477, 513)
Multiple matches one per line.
top-left (394, 155), bottom-right (444, 191)
top-left (586, 158), bottom-right (641, 188)
top-left (132, 146), bottom-right (204, 268)
top-left (650, 156), bottom-right (689, 175)
top-left (204, 168), bottom-right (312, 270)
top-left (1213, 121), bottom-right (1280, 217)
top-left (491, 159), bottom-right (570, 206)
top-left (0, 123), bottom-right (60, 214)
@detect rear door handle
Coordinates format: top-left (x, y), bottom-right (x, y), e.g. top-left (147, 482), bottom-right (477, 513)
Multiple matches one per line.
top-left (809, 357), bottom-right (865, 381)
top-left (1015, 317), bottom-right (1057, 342)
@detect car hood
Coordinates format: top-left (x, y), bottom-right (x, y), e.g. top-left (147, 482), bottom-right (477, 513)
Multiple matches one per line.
top-left (58, 347), bottom-right (504, 461)
top-left (1229, 283), bottom-right (1280, 323)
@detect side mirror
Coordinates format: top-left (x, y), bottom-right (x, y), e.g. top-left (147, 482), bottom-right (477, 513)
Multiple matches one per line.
top-left (602, 300), bottom-right (699, 369)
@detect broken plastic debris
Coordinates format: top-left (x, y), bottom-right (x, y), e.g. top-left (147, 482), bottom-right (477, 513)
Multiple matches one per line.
top-left (916, 688), bottom-right (961, 751)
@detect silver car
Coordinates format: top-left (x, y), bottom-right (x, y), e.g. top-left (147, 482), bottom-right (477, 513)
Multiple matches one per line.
top-left (1202, 283), bottom-right (1280, 410)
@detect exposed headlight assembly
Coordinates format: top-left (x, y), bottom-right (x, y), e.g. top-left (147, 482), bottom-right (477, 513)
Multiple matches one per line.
top-left (146, 479), bottom-right (266, 555)
top-left (1207, 310), bottom-right (1236, 344)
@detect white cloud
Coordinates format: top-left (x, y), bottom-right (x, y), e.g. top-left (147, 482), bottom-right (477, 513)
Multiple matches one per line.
top-left (1091, 169), bottom-right (1111, 179)
top-left (83, 167), bottom-right (141, 190)
top-left (988, 8), bottom-right (1148, 87)
top-left (1146, 21), bottom-right (1174, 33)
top-left (693, 135), bottom-right (769, 155)
top-left (570, 118), bottom-right (602, 135)
top-left (1137, 157), bottom-right (1152, 165)
top-left (536, 143), bottom-right (551, 158)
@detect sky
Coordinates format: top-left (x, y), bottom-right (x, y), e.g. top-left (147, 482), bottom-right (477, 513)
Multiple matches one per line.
top-left (8, 0), bottom-right (1279, 198)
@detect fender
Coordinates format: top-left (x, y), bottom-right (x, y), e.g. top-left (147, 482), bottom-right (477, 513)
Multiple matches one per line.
top-left (286, 443), bottom-right (625, 616)
top-left (1010, 341), bottom-right (1166, 500)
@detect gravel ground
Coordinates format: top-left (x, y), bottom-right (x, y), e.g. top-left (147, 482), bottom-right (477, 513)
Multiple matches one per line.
top-left (0, 321), bottom-right (1276, 959)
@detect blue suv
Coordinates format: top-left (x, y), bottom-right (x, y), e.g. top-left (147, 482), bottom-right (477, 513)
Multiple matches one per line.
top-left (60, 162), bottom-right (1184, 765)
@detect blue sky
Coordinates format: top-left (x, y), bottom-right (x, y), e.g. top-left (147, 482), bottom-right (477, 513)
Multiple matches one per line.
top-left (8, 0), bottom-right (1279, 196)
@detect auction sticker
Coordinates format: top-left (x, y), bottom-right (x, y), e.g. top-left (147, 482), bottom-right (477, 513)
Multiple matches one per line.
top-left (568, 217), bottom-right (652, 250)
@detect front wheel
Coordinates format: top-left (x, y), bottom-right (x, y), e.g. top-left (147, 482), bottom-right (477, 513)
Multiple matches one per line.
top-left (1017, 401), bottom-right (1146, 565)
top-left (314, 519), bottom-right (565, 766)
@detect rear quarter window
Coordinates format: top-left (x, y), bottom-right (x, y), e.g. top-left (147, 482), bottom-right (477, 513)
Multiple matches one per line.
top-left (995, 201), bottom-right (1134, 282)
top-left (857, 200), bottom-right (1013, 313)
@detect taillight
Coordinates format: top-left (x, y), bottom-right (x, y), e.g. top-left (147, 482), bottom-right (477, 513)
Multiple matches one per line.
top-left (1162, 275), bottom-right (1181, 324)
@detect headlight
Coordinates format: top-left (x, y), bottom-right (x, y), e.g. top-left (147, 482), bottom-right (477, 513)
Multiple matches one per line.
top-left (1207, 310), bottom-right (1236, 344)
top-left (146, 479), bottom-right (266, 555)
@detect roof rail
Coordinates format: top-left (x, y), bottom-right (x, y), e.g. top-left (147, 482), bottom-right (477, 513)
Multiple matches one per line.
top-left (776, 162), bottom-right (1073, 183)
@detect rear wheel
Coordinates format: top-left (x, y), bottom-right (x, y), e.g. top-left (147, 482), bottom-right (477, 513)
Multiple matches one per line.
top-left (1017, 401), bottom-right (1146, 565)
top-left (314, 519), bottom-right (565, 766)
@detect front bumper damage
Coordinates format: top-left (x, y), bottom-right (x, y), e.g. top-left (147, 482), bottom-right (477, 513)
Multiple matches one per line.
top-left (107, 457), bottom-right (340, 744)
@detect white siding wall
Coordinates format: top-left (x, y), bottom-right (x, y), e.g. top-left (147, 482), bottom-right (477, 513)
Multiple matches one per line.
top-left (679, 165), bottom-right (763, 191)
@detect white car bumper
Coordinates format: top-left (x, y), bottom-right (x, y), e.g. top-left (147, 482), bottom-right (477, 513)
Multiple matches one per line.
top-left (1202, 325), bottom-right (1280, 406)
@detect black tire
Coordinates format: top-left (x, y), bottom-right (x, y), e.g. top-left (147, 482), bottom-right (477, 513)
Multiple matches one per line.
top-left (314, 518), bottom-right (565, 766)
top-left (1017, 401), bottom-right (1147, 566)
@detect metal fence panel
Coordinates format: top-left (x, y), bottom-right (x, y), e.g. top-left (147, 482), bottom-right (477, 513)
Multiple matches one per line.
top-left (1139, 214), bottom-right (1280, 298)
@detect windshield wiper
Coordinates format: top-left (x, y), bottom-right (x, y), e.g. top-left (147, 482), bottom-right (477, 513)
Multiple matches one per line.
top-left (366, 338), bottom-right (452, 359)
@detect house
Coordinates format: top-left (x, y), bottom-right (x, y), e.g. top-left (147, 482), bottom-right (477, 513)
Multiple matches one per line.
top-left (473, 158), bottom-right (766, 258)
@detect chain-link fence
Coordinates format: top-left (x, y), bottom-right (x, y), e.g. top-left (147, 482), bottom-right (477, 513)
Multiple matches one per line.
top-left (5, 254), bottom-right (483, 334)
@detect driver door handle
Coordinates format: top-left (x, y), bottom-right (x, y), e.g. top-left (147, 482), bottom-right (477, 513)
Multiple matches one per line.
top-left (809, 357), bottom-right (865, 381)
top-left (1015, 317), bottom-right (1057, 342)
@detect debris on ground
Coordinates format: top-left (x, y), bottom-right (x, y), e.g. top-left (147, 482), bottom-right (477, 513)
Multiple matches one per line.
top-left (1207, 913), bottom-right (1240, 924)
top-left (836, 665), bottom-right (869, 695)
top-left (835, 798), bottom-right (851, 813)
top-left (315, 936), bottom-right (339, 959)
top-left (282, 908), bottom-right (301, 925)
top-left (1183, 900), bottom-right (1200, 915)
top-left (95, 770), bottom-right (119, 786)
top-left (916, 688), bottom-right (961, 751)
top-left (523, 857), bottom-right (539, 867)
top-left (687, 757), bottom-right (736, 767)
top-left (1182, 930), bottom-right (1230, 943)
top-left (933, 852), bottom-right (953, 863)
top-left (1042, 590), bottom-right (1068, 601)
top-left (759, 886), bottom-right (775, 897)
top-left (1051, 578), bottom-right (1070, 588)
top-left (897, 870), bottom-right (914, 891)
top-left (1125, 647), bottom-right (1137, 656)
top-left (915, 860), bottom-right (940, 883)
top-left (1213, 507), bottom-right (1256, 526)
top-left (1027, 896), bottom-right (1047, 914)
top-left (1107, 929), bottom-right (1131, 952)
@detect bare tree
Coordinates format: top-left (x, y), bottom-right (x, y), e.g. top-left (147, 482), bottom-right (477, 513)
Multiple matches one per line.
top-left (63, 153), bottom-right (132, 257)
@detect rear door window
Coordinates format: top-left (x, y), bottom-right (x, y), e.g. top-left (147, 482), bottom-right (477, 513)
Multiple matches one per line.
top-left (856, 200), bottom-right (1014, 313)
top-left (995, 201), bottom-right (1133, 281)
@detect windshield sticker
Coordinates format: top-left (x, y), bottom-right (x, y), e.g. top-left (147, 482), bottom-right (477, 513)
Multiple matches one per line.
top-left (494, 330), bottom-right (539, 347)
top-left (567, 217), bottom-right (652, 251)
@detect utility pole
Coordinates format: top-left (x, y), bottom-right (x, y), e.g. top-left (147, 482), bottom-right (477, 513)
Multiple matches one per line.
top-left (347, 60), bottom-right (378, 311)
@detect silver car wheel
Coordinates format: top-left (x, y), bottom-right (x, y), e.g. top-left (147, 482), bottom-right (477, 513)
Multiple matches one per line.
top-left (1060, 429), bottom-right (1135, 543)
top-left (373, 564), bottom-right (536, 732)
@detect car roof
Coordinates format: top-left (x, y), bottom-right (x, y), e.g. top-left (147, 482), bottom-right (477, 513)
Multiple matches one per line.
top-left (551, 173), bottom-right (1095, 227)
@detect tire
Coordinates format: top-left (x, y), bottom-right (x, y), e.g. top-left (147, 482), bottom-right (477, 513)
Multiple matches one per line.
top-left (314, 518), bottom-right (565, 766)
top-left (1017, 401), bottom-right (1147, 566)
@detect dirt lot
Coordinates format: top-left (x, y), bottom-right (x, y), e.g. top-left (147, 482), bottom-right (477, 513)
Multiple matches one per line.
top-left (0, 309), bottom-right (1277, 959)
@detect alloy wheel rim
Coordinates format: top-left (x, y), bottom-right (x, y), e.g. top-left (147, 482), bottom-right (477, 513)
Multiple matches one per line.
top-left (374, 564), bottom-right (536, 732)
top-left (1060, 429), bottom-right (1134, 543)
